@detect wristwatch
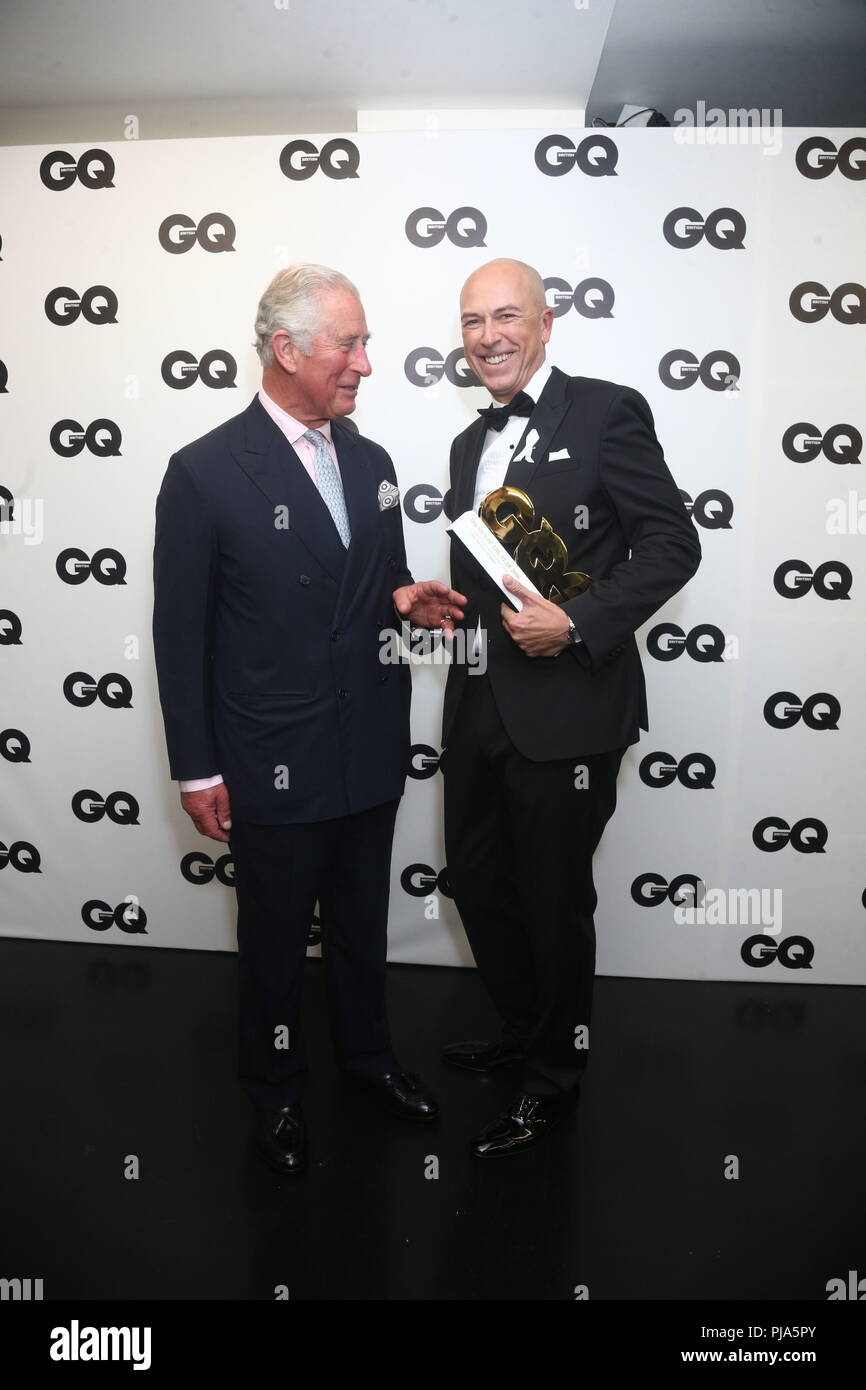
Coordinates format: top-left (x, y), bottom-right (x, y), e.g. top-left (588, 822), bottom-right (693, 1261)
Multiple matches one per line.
top-left (565, 617), bottom-right (582, 647)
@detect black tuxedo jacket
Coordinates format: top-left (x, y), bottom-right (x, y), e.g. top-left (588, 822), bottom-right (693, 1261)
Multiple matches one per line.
top-left (442, 367), bottom-right (701, 759)
top-left (152, 395), bottom-right (413, 823)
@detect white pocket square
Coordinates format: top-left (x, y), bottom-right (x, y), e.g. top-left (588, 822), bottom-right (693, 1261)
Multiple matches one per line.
top-left (548, 448), bottom-right (571, 462)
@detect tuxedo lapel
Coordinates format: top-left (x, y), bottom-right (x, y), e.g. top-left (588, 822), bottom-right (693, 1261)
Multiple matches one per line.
top-left (231, 396), bottom-right (346, 583)
top-left (504, 366), bottom-right (571, 495)
top-left (453, 419), bottom-right (488, 516)
top-left (453, 367), bottom-right (573, 520)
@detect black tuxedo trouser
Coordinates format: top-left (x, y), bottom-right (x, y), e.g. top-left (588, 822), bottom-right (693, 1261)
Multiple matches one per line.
top-left (228, 800), bottom-right (400, 1110)
top-left (442, 672), bottom-right (624, 1097)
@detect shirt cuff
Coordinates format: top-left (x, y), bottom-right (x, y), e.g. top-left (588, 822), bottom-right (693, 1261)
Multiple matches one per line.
top-left (179, 774), bottom-right (224, 792)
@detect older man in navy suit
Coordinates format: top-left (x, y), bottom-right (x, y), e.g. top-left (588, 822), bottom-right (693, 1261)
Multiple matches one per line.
top-left (153, 264), bottom-right (465, 1175)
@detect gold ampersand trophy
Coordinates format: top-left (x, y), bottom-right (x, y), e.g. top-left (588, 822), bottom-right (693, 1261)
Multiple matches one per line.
top-left (480, 486), bottom-right (590, 603)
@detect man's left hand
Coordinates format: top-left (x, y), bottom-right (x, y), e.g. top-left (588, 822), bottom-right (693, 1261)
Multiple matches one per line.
top-left (500, 574), bottom-right (571, 657)
top-left (393, 581), bottom-right (467, 634)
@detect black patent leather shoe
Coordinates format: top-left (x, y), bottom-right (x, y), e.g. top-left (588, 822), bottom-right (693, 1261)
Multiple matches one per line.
top-left (441, 1039), bottom-right (524, 1073)
top-left (253, 1104), bottom-right (308, 1175)
top-left (471, 1090), bottom-right (578, 1159)
top-left (346, 1070), bottom-right (439, 1122)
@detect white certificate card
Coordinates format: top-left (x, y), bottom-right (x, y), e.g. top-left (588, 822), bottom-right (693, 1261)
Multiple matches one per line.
top-left (447, 510), bottom-right (542, 611)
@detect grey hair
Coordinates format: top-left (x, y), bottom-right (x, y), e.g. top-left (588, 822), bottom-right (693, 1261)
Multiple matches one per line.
top-left (254, 263), bottom-right (360, 365)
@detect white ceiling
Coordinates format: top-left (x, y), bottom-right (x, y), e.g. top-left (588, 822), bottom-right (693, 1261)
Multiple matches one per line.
top-left (0, 0), bottom-right (615, 110)
top-left (1, 0), bottom-right (863, 133)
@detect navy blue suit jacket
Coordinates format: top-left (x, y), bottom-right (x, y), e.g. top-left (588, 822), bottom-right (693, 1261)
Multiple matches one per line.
top-left (152, 395), bottom-right (413, 823)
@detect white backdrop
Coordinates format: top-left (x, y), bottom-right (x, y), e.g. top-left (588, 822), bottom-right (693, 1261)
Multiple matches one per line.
top-left (1, 127), bottom-right (864, 983)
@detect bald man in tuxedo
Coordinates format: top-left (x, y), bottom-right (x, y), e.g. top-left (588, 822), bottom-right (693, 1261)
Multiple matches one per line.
top-left (440, 258), bottom-right (701, 1158)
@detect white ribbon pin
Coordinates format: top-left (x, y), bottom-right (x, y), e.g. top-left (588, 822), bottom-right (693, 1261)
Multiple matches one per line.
top-left (511, 428), bottom-right (540, 465)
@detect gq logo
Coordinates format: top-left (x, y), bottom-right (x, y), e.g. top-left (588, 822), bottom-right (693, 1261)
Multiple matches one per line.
top-left (646, 623), bottom-right (727, 662)
top-left (405, 207), bottom-right (487, 248)
top-left (408, 744), bottom-right (441, 779)
top-left (161, 350), bottom-right (237, 390)
top-left (82, 899), bottom-right (147, 933)
top-left (0, 840), bottom-right (41, 873)
top-left (50, 419), bottom-right (122, 457)
top-left (403, 485), bottom-right (443, 523)
top-left (773, 560), bottom-right (852, 600)
top-left (741, 935), bottom-right (814, 968)
top-left (158, 213), bottom-right (236, 253)
top-left (56, 548), bottom-right (127, 585)
top-left (72, 791), bottom-right (140, 824)
top-left (0, 611), bottom-right (23, 645)
top-left (789, 283), bottom-right (866, 324)
top-left (663, 207), bottom-right (746, 250)
top-left (279, 138), bottom-right (360, 181)
top-left (679, 489), bottom-right (734, 529)
top-left (658, 350), bottom-right (741, 391)
top-left (631, 873), bottom-right (703, 907)
top-left (752, 817), bottom-right (828, 853)
top-left (180, 852), bottom-right (235, 885)
top-left (401, 864), bottom-right (452, 897)
top-left (63, 672), bottom-right (133, 708)
top-left (1, 728), bottom-right (31, 762)
top-left (782, 423), bottom-right (861, 465)
top-left (639, 753), bottom-right (716, 789)
top-left (39, 149), bottom-right (115, 190)
top-left (404, 347), bottom-right (480, 388)
top-left (44, 286), bottom-right (118, 325)
top-left (0, 360), bottom-right (7, 392)
top-left (544, 277), bottom-right (615, 319)
top-left (534, 134), bottom-right (618, 177)
top-left (796, 136), bottom-right (866, 180)
top-left (763, 692), bottom-right (840, 730)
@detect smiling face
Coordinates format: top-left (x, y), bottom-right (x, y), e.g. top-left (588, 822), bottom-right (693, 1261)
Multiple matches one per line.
top-left (460, 260), bottom-right (554, 403)
top-left (269, 287), bottom-right (372, 425)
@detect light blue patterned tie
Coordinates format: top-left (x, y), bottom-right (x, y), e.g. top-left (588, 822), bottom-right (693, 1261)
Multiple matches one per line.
top-left (304, 428), bottom-right (352, 547)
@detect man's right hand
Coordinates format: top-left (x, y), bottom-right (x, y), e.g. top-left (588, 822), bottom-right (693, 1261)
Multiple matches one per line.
top-left (180, 783), bottom-right (232, 842)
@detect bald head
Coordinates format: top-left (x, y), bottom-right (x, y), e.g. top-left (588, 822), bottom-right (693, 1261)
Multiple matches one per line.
top-left (459, 258), bottom-right (553, 403)
top-left (460, 258), bottom-right (546, 316)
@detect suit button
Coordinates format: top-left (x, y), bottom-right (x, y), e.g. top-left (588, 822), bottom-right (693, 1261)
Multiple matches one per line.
top-left (299, 575), bottom-right (311, 586)
top-left (331, 629), bottom-right (341, 641)
top-left (380, 674), bottom-right (389, 684)
top-left (338, 687), bottom-right (349, 698)
top-left (387, 556), bottom-right (397, 569)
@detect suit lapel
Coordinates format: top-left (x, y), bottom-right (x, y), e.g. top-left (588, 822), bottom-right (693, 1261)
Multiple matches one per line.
top-left (231, 396), bottom-right (346, 583)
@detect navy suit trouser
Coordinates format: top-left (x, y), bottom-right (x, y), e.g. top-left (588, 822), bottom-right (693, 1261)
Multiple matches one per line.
top-left (228, 799), bottom-right (400, 1110)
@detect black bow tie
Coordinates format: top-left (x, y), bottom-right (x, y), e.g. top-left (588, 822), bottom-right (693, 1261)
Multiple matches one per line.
top-left (477, 391), bottom-right (534, 432)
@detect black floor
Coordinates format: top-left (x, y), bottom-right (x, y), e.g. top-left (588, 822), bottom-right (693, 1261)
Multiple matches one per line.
top-left (1, 935), bottom-right (865, 1309)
